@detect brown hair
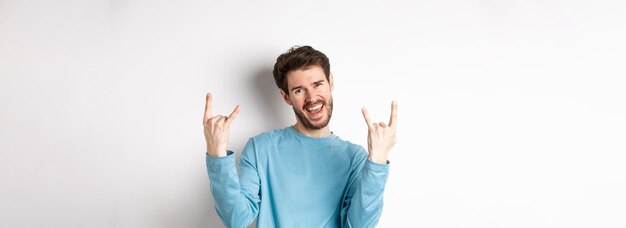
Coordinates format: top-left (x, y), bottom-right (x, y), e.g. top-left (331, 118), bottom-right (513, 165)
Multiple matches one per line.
top-left (272, 45), bottom-right (331, 94)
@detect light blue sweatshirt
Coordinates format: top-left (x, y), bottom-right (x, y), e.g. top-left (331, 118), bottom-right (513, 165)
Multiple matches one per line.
top-left (205, 126), bottom-right (389, 228)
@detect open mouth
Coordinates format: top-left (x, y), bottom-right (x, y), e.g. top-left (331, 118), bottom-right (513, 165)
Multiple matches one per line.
top-left (305, 102), bottom-right (324, 117)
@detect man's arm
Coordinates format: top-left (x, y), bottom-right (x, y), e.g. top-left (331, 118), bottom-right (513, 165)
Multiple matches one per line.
top-left (206, 140), bottom-right (261, 228)
top-left (341, 101), bottom-right (398, 227)
top-left (341, 154), bottom-right (390, 228)
top-left (203, 92), bottom-right (260, 227)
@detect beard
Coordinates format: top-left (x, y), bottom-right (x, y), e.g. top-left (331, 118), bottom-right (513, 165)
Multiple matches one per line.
top-left (293, 97), bottom-right (333, 130)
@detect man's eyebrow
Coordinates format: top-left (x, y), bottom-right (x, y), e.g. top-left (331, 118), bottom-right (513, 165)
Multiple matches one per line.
top-left (290, 85), bottom-right (303, 92)
top-left (291, 80), bottom-right (325, 92)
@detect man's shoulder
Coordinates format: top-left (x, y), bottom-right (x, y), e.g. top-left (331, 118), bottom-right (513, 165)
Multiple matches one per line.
top-left (335, 136), bottom-right (363, 149)
top-left (248, 127), bottom-right (291, 143)
top-left (336, 138), bottom-right (367, 154)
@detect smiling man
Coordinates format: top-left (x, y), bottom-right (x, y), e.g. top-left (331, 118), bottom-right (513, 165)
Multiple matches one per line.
top-left (203, 46), bottom-right (398, 228)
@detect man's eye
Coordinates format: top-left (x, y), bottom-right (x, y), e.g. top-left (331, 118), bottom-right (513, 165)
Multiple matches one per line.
top-left (294, 89), bottom-right (302, 94)
top-left (314, 83), bottom-right (322, 88)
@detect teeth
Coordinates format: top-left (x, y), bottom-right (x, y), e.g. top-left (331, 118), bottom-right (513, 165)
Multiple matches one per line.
top-left (307, 104), bottom-right (323, 111)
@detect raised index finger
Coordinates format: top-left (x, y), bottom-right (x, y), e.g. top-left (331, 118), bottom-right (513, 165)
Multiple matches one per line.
top-left (204, 93), bottom-right (213, 120)
top-left (389, 101), bottom-right (398, 127)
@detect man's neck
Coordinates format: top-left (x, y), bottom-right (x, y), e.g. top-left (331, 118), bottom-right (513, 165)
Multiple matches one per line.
top-left (292, 123), bottom-right (331, 138)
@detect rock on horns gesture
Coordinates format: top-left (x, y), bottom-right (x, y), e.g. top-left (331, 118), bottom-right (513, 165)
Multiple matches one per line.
top-left (203, 92), bottom-right (240, 157)
top-left (362, 101), bottom-right (398, 164)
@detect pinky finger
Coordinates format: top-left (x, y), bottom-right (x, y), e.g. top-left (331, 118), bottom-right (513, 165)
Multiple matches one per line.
top-left (362, 107), bottom-right (373, 126)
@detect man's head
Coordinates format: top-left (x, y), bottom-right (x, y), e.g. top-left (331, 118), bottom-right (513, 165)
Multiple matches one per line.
top-left (273, 46), bottom-right (334, 130)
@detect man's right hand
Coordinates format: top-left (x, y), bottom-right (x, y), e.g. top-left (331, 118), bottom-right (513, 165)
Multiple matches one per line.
top-left (203, 92), bottom-right (240, 157)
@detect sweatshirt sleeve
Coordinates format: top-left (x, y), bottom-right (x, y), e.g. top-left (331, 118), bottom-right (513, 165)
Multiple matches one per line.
top-left (205, 139), bottom-right (261, 228)
top-left (341, 153), bottom-right (390, 228)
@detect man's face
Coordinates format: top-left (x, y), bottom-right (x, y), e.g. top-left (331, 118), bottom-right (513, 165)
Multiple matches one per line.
top-left (281, 65), bottom-right (334, 130)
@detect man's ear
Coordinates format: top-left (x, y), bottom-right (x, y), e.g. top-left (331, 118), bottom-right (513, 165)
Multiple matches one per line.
top-left (280, 89), bottom-right (292, 105)
top-left (329, 73), bottom-right (334, 91)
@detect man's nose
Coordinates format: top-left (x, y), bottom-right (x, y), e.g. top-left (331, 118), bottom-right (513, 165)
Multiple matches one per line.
top-left (305, 91), bottom-right (318, 103)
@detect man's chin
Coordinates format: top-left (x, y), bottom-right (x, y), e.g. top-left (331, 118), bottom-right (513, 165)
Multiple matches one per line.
top-left (294, 106), bottom-right (332, 130)
top-left (306, 117), bottom-right (330, 129)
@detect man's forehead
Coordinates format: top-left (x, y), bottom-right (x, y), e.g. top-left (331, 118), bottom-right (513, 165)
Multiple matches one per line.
top-left (286, 67), bottom-right (327, 86)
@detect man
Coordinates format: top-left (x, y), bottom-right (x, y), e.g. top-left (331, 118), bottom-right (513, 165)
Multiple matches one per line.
top-left (203, 45), bottom-right (398, 227)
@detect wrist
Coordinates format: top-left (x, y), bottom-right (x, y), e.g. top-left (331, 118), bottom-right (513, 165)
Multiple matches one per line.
top-left (206, 146), bottom-right (228, 157)
top-left (368, 154), bottom-right (388, 164)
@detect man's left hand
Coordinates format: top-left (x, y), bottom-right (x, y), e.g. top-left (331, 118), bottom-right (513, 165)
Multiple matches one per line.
top-left (362, 101), bottom-right (398, 164)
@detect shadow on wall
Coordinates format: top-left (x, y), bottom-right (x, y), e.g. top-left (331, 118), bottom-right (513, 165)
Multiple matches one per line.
top-left (151, 175), bottom-right (224, 228)
top-left (195, 196), bottom-right (224, 228)
top-left (251, 67), bottom-right (291, 131)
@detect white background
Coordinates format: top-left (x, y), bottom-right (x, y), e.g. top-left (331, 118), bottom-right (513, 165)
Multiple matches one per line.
top-left (1, 0), bottom-right (625, 227)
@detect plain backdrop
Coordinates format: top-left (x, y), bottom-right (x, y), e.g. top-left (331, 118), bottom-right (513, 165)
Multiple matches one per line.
top-left (1, 0), bottom-right (625, 227)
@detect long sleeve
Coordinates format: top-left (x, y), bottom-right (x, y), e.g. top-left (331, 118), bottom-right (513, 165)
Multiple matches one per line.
top-left (206, 139), bottom-right (261, 228)
top-left (341, 158), bottom-right (390, 228)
